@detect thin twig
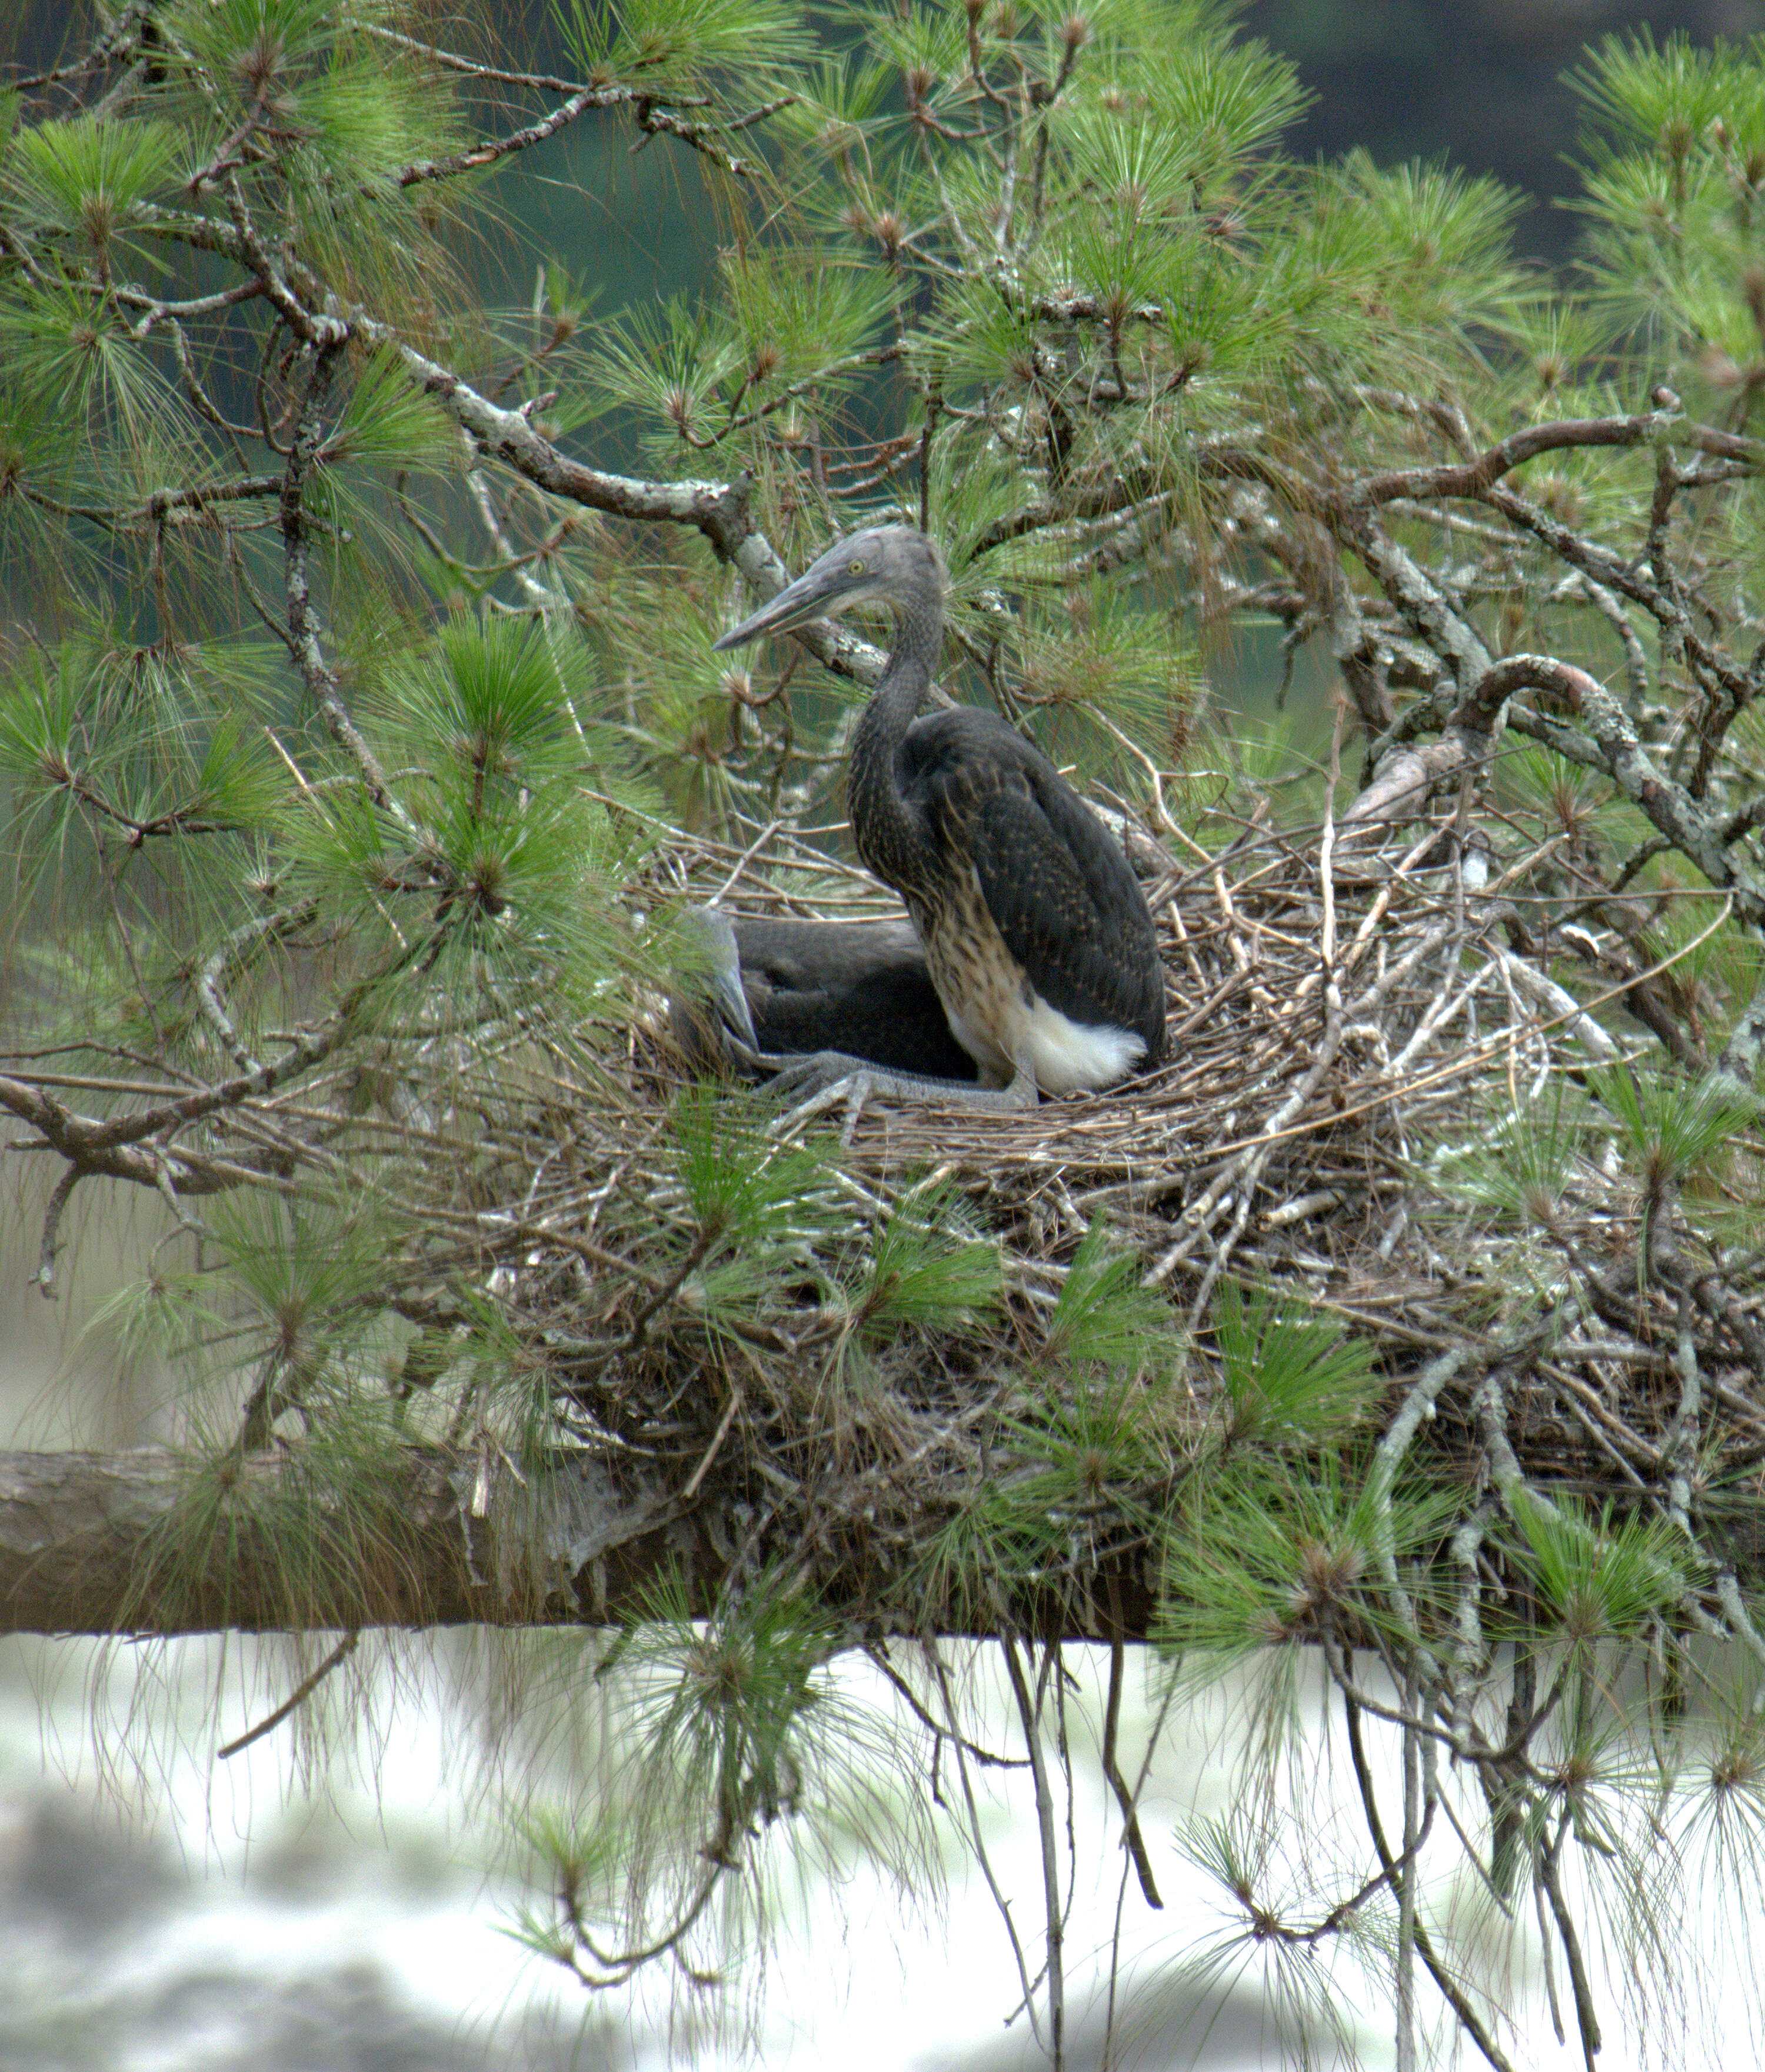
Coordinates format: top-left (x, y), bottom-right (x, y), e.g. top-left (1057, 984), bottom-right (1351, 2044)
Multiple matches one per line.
top-left (217, 1631), bottom-right (360, 1758)
top-left (1002, 1634), bottom-right (1065, 2071)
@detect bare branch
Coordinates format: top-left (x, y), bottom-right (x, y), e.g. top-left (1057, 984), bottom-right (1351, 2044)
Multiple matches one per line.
top-left (1346, 401), bottom-right (1686, 509)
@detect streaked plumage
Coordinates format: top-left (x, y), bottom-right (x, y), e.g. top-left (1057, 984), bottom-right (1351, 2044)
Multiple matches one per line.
top-left (714, 526), bottom-right (1167, 1102)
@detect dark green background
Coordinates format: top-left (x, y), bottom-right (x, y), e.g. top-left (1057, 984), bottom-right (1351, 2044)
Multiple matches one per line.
top-left (8, 0), bottom-right (1763, 287)
top-left (1247, 0), bottom-right (1761, 259)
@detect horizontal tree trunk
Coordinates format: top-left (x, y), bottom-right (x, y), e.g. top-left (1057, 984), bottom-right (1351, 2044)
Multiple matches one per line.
top-left (0, 1445), bottom-right (705, 1637)
top-left (0, 1448), bottom-right (1155, 1643)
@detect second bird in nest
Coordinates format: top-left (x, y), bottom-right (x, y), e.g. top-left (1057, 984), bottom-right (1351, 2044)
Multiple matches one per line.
top-left (714, 524), bottom-right (1168, 1107)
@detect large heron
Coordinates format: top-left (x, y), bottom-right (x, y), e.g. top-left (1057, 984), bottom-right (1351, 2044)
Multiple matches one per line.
top-left (714, 525), bottom-right (1167, 1105)
top-left (672, 909), bottom-right (979, 1085)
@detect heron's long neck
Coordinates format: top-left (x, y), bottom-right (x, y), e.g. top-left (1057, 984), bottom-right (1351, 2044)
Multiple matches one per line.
top-left (849, 649), bottom-right (930, 890)
top-left (848, 595), bottom-right (941, 894)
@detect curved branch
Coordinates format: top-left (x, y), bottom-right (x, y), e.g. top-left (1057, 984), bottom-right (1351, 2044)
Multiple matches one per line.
top-left (1346, 400), bottom-right (1685, 509)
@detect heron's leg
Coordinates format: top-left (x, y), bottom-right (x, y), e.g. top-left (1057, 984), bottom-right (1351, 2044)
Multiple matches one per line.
top-left (839, 1071), bottom-right (874, 1148)
top-left (1000, 1045), bottom-right (1042, 1111)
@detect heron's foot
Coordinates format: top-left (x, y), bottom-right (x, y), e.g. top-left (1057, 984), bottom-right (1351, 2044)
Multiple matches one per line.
top-left (752, 1046), bottom-right (1038, 1112)
top-left (750, 1044), bottom-right (911, 1110)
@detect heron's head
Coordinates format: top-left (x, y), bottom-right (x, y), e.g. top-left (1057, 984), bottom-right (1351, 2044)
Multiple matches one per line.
top-left (713, 525), bottom-right (947, 652)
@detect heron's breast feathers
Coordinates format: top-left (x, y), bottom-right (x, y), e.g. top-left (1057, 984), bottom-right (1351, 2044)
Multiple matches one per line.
top-left (907, 871), bottom-right (1149, 1094)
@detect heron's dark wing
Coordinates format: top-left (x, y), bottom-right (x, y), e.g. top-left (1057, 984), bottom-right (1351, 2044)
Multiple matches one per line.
top-left (735, 915), bottom-right (923, 990)
top-left (908, 717), bottom-right (1166, 1061)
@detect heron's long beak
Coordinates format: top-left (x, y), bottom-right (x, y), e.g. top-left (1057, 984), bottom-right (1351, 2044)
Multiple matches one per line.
top-left (708, 572), bottom-right (832, 650)
top-left (712, 565), bottom-right (847, 652)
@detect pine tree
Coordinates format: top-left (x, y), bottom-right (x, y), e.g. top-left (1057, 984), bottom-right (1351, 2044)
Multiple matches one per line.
top-left (5, 5), bottom-right (1765, 2065)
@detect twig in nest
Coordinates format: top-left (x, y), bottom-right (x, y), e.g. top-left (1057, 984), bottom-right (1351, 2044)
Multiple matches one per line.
top-left (681, 1384), bottom-right (743, 1500)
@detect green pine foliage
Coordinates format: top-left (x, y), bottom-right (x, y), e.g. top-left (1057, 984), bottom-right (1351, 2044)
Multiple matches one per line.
top-left (1588, 1060), bottom-right (1757, 1194)
top-left (515, 1566), bottom-right (939, 1997)
top-left (845, 1177), bottom-right (999, 1340)
top-left (1210, 1281), bottom-right (1383, 1450)
top-left (1427, 1081), bottom-right (1596, 1233)
top-left (1158, 1453), bottom-right (1457, 1667)
top-left (1171, 1798), bottom-right (1387, 2068)
top-left (1504, 1491), bottom-right (1698, 1651)
top-left (1570, 31), bottom-right (1765, 396)
top-left (127, 1398), bottom-right (437, 1633)
top-left (1041, 1215), bottom-right (1182, 1370)
top-left (9, 6), bottom-right (1765, 2066)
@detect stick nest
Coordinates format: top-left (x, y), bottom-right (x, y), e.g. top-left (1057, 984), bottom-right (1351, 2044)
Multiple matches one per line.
top-left (105, 803), bottom-right (1765, 1628)
top-left (352, 799), bottom-right (1757, 1630)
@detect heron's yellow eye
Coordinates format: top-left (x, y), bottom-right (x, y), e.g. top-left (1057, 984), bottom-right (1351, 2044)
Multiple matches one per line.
top-left (848, 558), bottom-right (866, 576)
